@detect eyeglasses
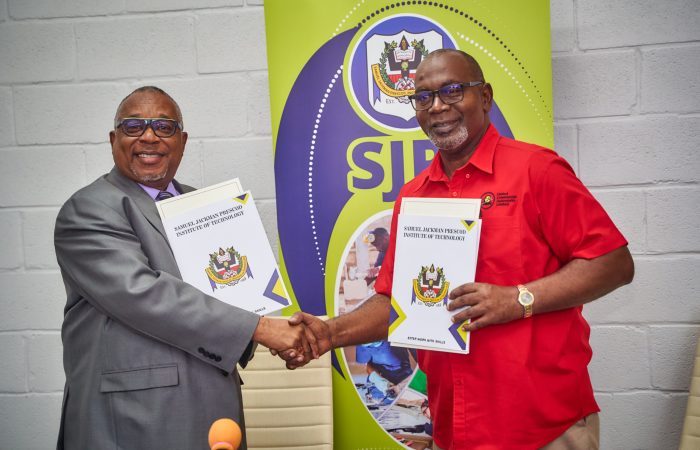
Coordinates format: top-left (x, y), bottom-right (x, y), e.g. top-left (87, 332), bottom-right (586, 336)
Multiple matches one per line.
top-left (408, 81), bottom-right (484, 111)
top-left (115, 118), bottom-right (183, 138)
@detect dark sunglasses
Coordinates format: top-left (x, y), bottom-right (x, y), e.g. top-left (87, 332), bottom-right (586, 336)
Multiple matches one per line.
top-left (115, 118), bottom-right (183, 138)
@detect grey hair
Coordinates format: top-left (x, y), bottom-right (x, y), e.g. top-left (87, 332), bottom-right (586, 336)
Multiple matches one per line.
top-left (114, 86), bottom-right (183, 128)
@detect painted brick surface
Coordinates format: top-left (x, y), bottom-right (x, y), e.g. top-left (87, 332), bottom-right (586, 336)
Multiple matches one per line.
top-left (552, 123), bottom-right (577, 172)
top-left (248, 72), bottom-right (272, 136)
top-left (152, 76), bottom-right (251, 138)
top-left (14, 84), bottom-right (125, 145)
top-left (0, 22), bottom-right (74, 84)
top-left (0, 334), bottom-right (26, 392)
top-left (196, 9), bottom-right (268, 73)
top-left (552, 51), bottom-right (636, 118)
top-left (126, 0), bottom-right (243, 12)
top-left (549, 0), bottom-right (573, 52)
top-left (0, 273), bottom-right (65, 331)
top-left (0, 210), bottom-right (22, 269)
top-left (76, 16), bottom-right (196, 80)
top-left (173, 140), bottom-right (204, 189)
top-left (650, 326), bottom-right (700, 391)
top-left (27, 333), bottom-right (65, 392)
top-left (8, 0), bottom-right (124, 18)
top-left (647, 187), bottom-right (700, 253)
top-left (23, 208), bottom-right (60, 270)
top-left (84, 143), bottom-right (116, 183)
top-left (590, 189), bottom-right (646, 254)
top-left (201, 137), bottom-right (275, 198)
top-left (0, 147), bottom-right (86, 207)
top-left (589, 326), bottom-right (650, 391)
top-left (0, 394), bottom-right (63, 449)
top-left (585, 256), bottom-right (700, 324)
top-left (578, 116), bottom-right (700, 186)
top-left (578, 0), bottom-right (700, 49)
top-left (596, 392), bottom-right (687, 449)
top-left (0, 87), bottom-right (14, 147)
top-left (641, 44), bottom-right (700, 114)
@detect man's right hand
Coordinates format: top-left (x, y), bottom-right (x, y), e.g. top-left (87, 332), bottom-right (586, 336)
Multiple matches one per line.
top-left (272, 294), bottom-right (392, 369)
top-left (253, 316), bottom-right (312, 365)
top-left (275, 312), bottom-right (333, 369)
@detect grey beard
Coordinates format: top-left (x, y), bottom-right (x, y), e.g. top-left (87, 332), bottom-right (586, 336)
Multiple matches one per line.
top-left (131, 165), bottom-right (167, 183)
top-left (428, 125), bottom-right (469, 151)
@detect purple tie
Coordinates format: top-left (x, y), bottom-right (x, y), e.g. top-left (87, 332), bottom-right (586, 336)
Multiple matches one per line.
top-left (156, 191), bottom-right (174, 201)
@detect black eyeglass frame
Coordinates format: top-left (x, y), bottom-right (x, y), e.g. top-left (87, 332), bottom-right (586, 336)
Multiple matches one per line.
top-left (408, 81), bottom-right (484, 111)
top-left (114, 117), bottom-right (184, 138)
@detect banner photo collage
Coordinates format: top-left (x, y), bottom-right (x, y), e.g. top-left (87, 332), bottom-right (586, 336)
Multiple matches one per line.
top-left (264, 1), bottom-right (552, 447)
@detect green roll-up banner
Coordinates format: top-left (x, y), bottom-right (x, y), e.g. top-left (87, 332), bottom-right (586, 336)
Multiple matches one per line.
top-left (265, 1), bottom-right (551, 447)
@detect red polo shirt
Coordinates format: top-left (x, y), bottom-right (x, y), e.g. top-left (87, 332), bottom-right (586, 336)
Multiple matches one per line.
top-left (375, 124), bottom-right (627, 449)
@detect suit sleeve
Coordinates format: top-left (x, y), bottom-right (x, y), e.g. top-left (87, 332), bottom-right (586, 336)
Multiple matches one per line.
top-left (54, 191), bottom-right (260, 373)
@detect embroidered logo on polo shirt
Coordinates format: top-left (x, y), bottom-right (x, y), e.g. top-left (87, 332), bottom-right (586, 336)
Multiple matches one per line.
top-left (481, 192), bottom-right (518, 209)
top-left (481, 192), bottom-right (495, 210)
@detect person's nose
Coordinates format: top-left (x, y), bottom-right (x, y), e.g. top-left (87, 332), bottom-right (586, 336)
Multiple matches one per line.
top-left (428, 94), bottom-right (450, 113)
top-left (138, 124), bottom-right (161, 143)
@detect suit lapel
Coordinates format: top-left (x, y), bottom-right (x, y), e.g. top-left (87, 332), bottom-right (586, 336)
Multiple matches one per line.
top-left (173, 179), bottom-right (195, 194)
top-left (105, 167), bottom-right (170, 240)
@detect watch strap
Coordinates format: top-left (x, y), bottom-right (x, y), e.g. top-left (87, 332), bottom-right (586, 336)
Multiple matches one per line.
top-left (517, 284), bottom-right (534, 318)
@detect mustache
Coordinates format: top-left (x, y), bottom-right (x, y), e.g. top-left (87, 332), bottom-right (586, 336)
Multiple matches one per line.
top-left (427, 125), bottom-right (469, 151)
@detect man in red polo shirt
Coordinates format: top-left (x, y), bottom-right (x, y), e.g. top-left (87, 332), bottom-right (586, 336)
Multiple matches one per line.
top-left (283, 49), bottom-right (634, 449)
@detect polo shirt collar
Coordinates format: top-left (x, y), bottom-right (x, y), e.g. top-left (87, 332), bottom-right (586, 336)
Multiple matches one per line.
top-left (409, 124), bottom-right (500, 193)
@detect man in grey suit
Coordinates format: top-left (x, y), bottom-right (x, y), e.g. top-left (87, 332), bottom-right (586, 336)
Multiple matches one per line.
top-left (54, 86), bottom-right (308, 449)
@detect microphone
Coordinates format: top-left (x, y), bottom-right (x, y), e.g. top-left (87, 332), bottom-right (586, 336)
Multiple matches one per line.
top-left (208, 418), bottom-right (242, 450)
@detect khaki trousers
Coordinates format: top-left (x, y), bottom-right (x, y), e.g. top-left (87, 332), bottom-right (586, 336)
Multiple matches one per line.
top-left (432, 413), bottom-right (600, 450)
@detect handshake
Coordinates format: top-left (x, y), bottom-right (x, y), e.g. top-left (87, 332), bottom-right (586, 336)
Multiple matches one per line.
top-left (252, 313), bottom-right (334, 369)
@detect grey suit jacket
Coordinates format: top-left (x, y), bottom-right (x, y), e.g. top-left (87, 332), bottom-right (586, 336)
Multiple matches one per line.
top-left (54, 168), bottom-right (260, 449)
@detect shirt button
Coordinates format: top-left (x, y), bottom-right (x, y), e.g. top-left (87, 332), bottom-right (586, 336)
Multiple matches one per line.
top-left (465, 173), bottom-right (471, 179)
top-left (452, 192), bottom-right (458, 197)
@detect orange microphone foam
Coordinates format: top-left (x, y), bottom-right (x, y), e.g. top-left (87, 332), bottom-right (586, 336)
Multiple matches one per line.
top-left (208, 418), bottom-right (242, 450)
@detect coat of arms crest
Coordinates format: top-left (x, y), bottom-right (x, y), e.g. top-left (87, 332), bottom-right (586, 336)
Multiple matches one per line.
top-left (411, 263), bottom-right (449, 306)
top-left (205, 246), bottom-right (253, 291)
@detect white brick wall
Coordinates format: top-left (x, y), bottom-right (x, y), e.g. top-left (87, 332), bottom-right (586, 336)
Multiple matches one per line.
top-left (0, 23), bottom-right (75, 84)
top-left (7, 0), bottom-right (123, 19)
top-left (554, 0), bottom-right (700, 446)
top-left (596, 392), bottom-right (688, 449)
top-left (0, 87), bottom-right (15, 147)
top-left (579, 116), bottom-right (700, 186)
top-left (552, 51), bottom-right (637, 118)
top-left (577, 0), bottom-right (700, 48)
top-left (641, 44), bottom-right (700, 114)
top-left (0, 1), bottom-right (697, 448)
top-left (196, 9), bottom-right (268, 73)
top-left (0, 211), bottom-right (22, 269)
top-left (76, 16), bottom-right (197, 80)
top-left (14, 84), bottom-right (125, 144)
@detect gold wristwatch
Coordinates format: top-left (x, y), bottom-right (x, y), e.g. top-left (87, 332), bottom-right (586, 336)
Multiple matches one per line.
top-left (517, 284), bottom-right (534, 318)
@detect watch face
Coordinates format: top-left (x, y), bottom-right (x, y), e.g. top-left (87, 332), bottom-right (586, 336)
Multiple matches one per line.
top-left (519, 291), bottom-right (534, 306)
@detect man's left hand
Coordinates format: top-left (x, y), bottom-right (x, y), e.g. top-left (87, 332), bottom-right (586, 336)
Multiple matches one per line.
top-left (447, 283), bottom-right (521, 332)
